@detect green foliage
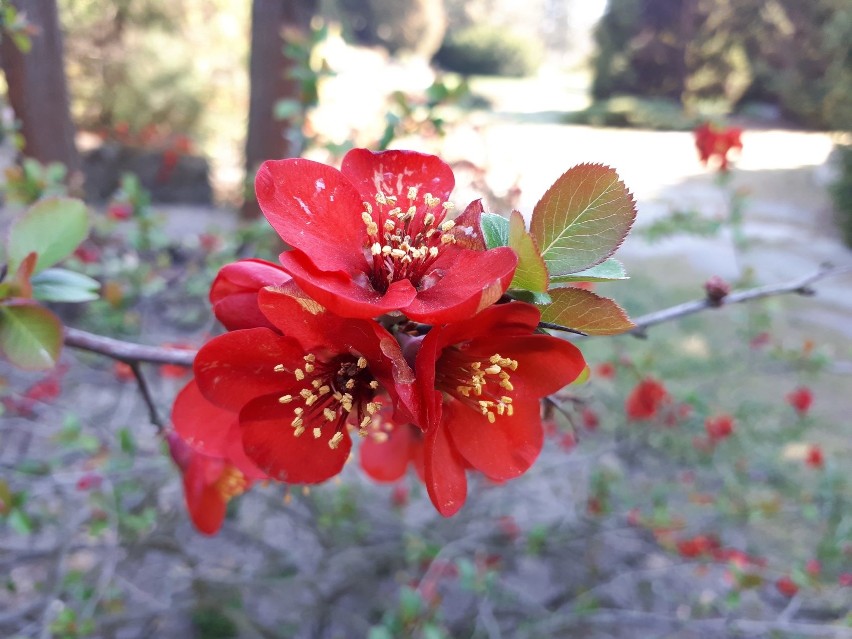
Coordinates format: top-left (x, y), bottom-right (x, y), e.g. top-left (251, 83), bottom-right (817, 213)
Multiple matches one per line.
top-left (591, 0), bottom-right (852, 129)
top-left (8, 198), bottom-right (90, 275)
top-left (830, 144), bottom-right (852, 247)
top-left (433, 24), bottom-right (542, 77)
top-left (639, 209), bottom-right (725, 243)
top-left (0, 302), bottom-right (63, 370)
top-left (337, 0), bottom-right (447, 57)
top-left (3, 158), bottom-right (69, 205)
top-left (566, 96), bottom-right (700, 131)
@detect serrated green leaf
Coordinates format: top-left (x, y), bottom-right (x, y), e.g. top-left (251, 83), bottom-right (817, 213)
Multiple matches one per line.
top-left (30, 268), bottom-right (100, 303)
top-left (507, 210), bottom-right (548, 292)
top-left (539, 287), bottom-right (634, 336)
top-left (8, 198), bottom-right (90, 274)
top-left (0, 302), bottom-right (63, 370)
top-left (531, 164), bottom-right (635, 276)
top-left (481, 213), bottom-right (509, 249)
top-left (549, 259), bottom-right (628, 286)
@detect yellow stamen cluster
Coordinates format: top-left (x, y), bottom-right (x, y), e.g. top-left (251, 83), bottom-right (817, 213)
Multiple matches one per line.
top-left (215, 466), bottom-right (248, 502)
top-left (273, 353), bottom-right (382, 448)
top-left (360, 186), bottom-right (457, 290)
top-left (448, 353), bottom-right (518, 423)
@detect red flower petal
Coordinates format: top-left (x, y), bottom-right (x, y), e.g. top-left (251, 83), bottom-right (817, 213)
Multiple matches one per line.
top-left (210, 259), bottom-right (291, 331)
top-left (194, 328), bottom-right (307, 412)
top-left (239, 394), bottom-right (352, 483)
top-left (424, 420), bottom-right (467, 517)
top-left (255, 158), bottom-right (368, 272)
top-left (444, 386), bottom-right (543, 481)
top-left (360, 422), bottom-right (419, 483)
top-left (182, 455), bottom-right (228, 535)
top-left (278, 249), bottom-right (417, 319)
top-left (402, 246), bottom-right (518, 324)
top-left (172, 380), bottom-right (234, 457)
top-left (340, 148), bottom-right (455, 204)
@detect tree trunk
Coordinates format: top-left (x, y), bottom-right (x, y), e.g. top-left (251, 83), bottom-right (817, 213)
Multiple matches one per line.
top-left (242, 0), bottom-right (317, 218)
top-left (0, 0), bottom-right (80, 180)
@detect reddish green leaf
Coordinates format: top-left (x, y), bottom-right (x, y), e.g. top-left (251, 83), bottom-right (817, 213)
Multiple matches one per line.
top-left (531, 164), bottom-right (636, 276)
top-left (0, 301), bottom-right (63, 370)
top-left (8, 198), bottom-right (90, 274)
top-left (508, 210), bottom-right (548, 292)
top-left (539, 287), bottom-right (634, 336)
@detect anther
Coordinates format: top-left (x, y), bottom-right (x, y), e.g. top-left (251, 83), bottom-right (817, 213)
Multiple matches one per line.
top-left (357, 357), bottom-right (368, 369)
top-left (274, 364), bottom-right (286, 372)
top-left (329, 432), bottom-right (344, 449)
top-left (313, 427), bottom-right (322, 439)
top-left (278, 394), bottom-right (293, 404)
top-left (295, 369), bottom-right (304, 381)
top-left (324, 408), bottom-right (336, 421)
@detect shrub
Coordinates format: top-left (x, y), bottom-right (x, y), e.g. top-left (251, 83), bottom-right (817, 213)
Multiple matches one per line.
top-left (337, 0), bottom-right (447, 58)
top-left (566, 96), bottom-right (699, 131)
top-left (433, 24), bottom-right (542, 77)
top-left (830, 144), bottom-right (852, 247)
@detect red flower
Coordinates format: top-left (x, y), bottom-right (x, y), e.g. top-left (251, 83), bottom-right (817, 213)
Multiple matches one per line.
top-left (595, 362), bottom-right (615, 379)
top-left (694, 123), bottom-right (743, 171)
top-left (676, 534), bottom-right (719, 559)
top-left (625, 378), bottom-right (670, 421)
top-left (359, 416), bottom-right (425, 484)
top-left (705, 414), bottom-right (734, 441)
top-left (192, 284), bottom-right (415, 484)
top-left (413, 302), bottom-right (586, 516)
top-left (209, 259), bottom-right (291, 331)
top-left (786, 386), bottom-right (813, 415)
top-left (581, 407), bottom-right (600, 431)
top-left (775, 575), bottom-right (799, 598)
top-left (805, 559), bottom-right (821, 577)
top-left (169, 381), bottom-right (267, 535)
top-left (839, 573), bottom-right (852, 587)
top-left (805, 445), bottom-right (824, 469)
top-left (255, 148), bottom-right (518, 324)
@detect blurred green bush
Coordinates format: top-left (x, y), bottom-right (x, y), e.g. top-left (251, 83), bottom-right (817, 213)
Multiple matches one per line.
top-left (336, 0), bottom-right (446, 58)
top-left (591, 0), bottom-right (852, 130)
top-left (566, 96), bottom-right (699, 131)
top-left (433, 24), bottom-right (543, 77)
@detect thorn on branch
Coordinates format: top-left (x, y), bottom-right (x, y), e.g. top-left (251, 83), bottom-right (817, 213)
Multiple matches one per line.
top-left (128, 362), bottom-right (165, 432)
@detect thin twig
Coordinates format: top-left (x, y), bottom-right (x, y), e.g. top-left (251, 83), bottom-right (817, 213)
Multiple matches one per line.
top-left (128, 362), bottom-right (165, 431)
top-left (629, 263), bottom-right (851, 337)
top-left (63, 327), bottom-right (196, 366)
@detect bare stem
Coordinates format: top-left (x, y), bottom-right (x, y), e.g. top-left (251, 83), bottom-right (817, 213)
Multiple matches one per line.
top-left (629, 262), bottom-right (851, 337)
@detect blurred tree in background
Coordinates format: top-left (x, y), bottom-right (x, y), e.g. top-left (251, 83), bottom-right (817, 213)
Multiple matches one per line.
top-left (1, 0), bottom-right (80, 178)
top-left (592, 0), bottom-right (852, 129)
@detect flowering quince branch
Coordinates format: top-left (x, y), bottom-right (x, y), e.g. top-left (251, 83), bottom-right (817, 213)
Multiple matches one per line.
top-left (28, 149), bottom-right (846, 536)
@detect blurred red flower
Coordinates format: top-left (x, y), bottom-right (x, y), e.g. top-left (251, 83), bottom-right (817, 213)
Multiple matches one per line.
top-left (805, 445), bottom-right (824, 469)
top-left (786, 386), bottom-right (813, 415)
top-left (625, 377), bottom-right (670, 421)
top-left (694, 122), bottom-right (743, 171)
top-left (705, 414), bottom-right (734, 441)
top-left (775, 576), bottom-right (799, 597)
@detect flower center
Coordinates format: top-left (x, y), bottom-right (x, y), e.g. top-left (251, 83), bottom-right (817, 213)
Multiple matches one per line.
top-left (436, 347), bottom-right (517, 423)
top-left (360, 186), bottom-right (456, 293)
top-left (273, 353), bottom-right (382, 447)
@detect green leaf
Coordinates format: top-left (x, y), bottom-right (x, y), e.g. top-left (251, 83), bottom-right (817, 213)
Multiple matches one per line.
top-left (0, 302), bottom-right (63, 370)
top-left (508, 210), bottom-right (548, 292)
top-left (481, 213), bottom-right (509, 249)
top-left (508, 289), bottom-right (552, 305)
top-left (30, 268), bottom-right (100, 303)
top-left (8, 509), bottom-right (33, 535)
top-left (549, 259), bottom-right (628, 286)
top-left (8, 198), bottom-right (90, 274)
top-left (530, 164), bottom-right (635, 276)
top-left (539, 288), bottom-right (634, 336)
